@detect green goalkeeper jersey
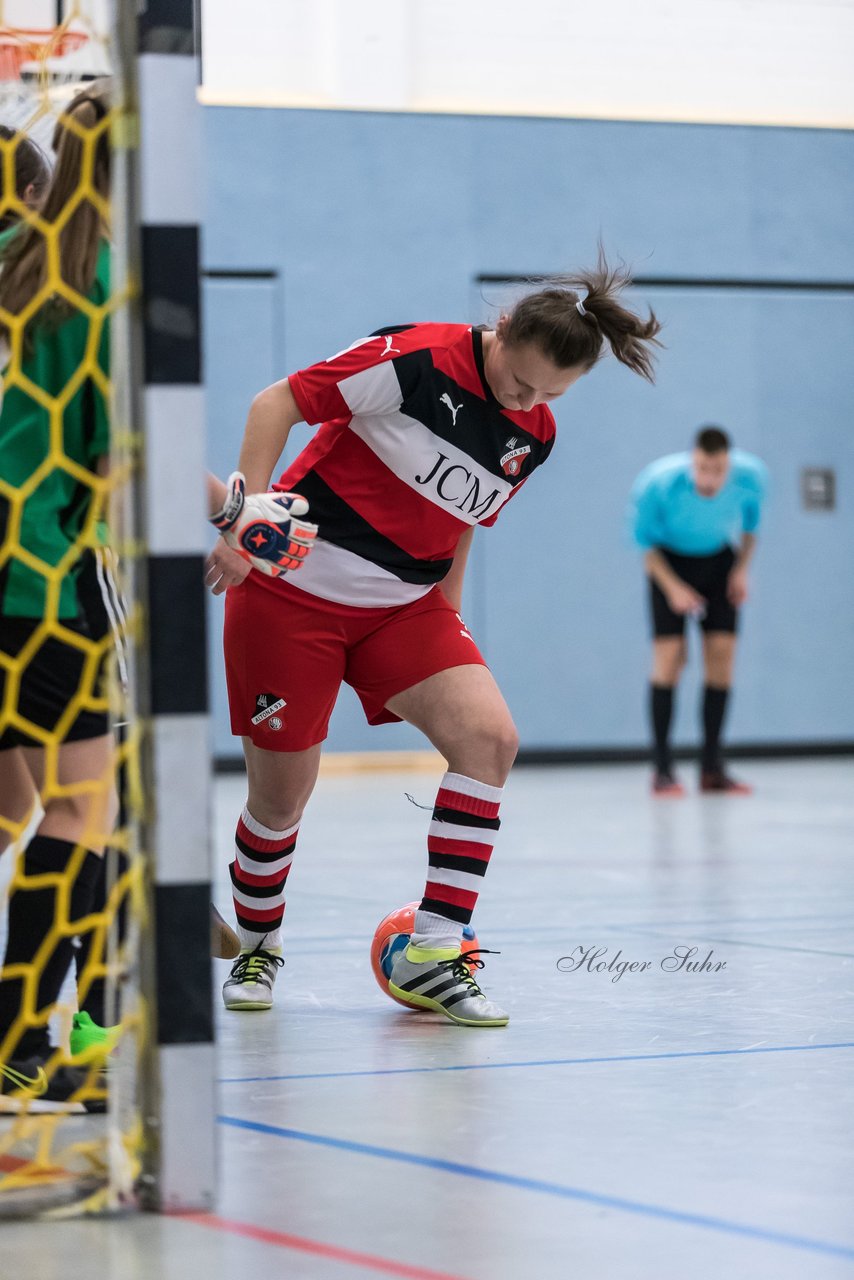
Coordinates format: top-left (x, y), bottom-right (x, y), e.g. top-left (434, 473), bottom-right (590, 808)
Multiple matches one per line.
top-left (0, 230), bottom-right (111, 619)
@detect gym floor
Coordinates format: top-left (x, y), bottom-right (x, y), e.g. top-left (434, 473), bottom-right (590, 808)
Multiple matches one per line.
top-left (2, 757), bottom-right (853, 1279)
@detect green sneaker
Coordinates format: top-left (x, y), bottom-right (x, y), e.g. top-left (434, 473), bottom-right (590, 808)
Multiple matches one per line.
top-left (69, 1012), bottom-right (121, 1061)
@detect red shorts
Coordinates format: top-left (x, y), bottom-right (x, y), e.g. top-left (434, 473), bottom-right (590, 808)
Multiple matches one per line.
top-left (223, 574), bottom-right (487, 751)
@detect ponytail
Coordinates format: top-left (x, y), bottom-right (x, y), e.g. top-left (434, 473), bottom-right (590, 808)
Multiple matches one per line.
top-left (503, 248), bottom-right (662, 383)
top-left (0, 78), bottom-right (111, 344)
top-left (0, 126), bottom-right (51, 233)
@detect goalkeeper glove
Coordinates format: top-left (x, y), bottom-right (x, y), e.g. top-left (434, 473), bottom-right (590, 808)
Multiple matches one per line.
top-left (210, 471), bottom-right (318, 576)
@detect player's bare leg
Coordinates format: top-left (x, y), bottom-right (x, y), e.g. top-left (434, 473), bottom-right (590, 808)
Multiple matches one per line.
top-left (383, 665), bottom-right (516, 1026)
top-left (20, 735), bottom-right (117, 854)
top-left (650, 637), bottom-right (686, 795)
top-left (702, 631), bottom-right (736, 687)
top-left (0, 748), bottom-right (38, 856)
top-left (243, 738), bottom-right (322, 833)
top-left (652, 636), bottom-right (686, 687)
top-left (387, 664), bottom-right (518, 787)
top-left (700, 632), bottom-right (750, 793)
top-left (222, 740), bottom-right (322, 1010)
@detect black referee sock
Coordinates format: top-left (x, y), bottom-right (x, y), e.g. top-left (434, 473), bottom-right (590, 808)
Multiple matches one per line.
top-left (0, 835), bottom-right (102, 1060)
top-left (75, 848), bottom-right (129, 1027)
top-left (702, 685), bottom-right (730, 772)
top-left (650, 684), bottom-right (676, 774)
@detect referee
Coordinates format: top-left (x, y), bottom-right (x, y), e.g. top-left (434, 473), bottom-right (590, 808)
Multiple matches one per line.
top-left (629, 426), bottom-right (768, 795)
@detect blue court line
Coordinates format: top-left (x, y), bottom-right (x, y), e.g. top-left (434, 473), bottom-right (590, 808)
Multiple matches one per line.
top-left (264, 911), bottom-right (854, 948)
top-left (489, 912), bottom-right (854, 934)
top-left (217, 1114), bottom-right (854, 1262)
top-left (619, 926), bottom-right (854, 960)
top-left (282, 931), bottom-right (854, 961)
top-left (218, 1039), bottom-right (854, 1084)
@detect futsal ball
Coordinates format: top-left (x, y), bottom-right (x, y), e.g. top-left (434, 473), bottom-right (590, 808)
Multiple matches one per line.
top-left (370, 901), bottom-right (480, 1008)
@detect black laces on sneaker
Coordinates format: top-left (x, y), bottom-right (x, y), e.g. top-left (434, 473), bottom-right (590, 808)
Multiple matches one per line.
top-left (439, 948), bottom-right (499, 995)
top-left (230, 945), bottom-right (284, 982)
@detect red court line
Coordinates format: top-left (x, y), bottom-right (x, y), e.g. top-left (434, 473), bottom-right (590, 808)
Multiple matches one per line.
top-left (178, 1212), bottom-right (472, 1280)
top-left (0, 1154), bottom-right (29, 1172)
top-left (0, 1152), bottom-right (68, 1182)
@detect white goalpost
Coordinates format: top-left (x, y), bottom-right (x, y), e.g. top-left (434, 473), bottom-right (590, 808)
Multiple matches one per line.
top-left (0, 0), bottom-right (215, 1215)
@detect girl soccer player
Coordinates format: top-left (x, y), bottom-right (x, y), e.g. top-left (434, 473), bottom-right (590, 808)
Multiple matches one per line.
top-left (208, 256), bottom-right (662, 1026)
top-left (0, 126), bottom-right (50, 234)
top-left (0, 99), bottom-right (239, 1114)
top-left (0, 83), bottom-right (115, 1111)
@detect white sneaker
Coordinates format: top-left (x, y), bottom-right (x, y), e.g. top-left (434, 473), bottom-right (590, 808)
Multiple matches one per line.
top-left (222, 945), bottom-right (284, 1011)
top-left (388, 944), bottom-right (508, 1026)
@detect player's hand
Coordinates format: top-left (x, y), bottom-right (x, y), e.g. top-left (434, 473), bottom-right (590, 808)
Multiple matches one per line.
top-left (210, 471), bottom-right (318, 577)
top-left (727, 566), bottom-right (749, 606)
top-left (666, 580), bottom-right (706, 616)
top-left (205, 540), bottom-right (251, 596)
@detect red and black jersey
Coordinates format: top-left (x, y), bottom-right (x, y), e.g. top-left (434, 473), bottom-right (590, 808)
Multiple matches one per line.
top-left (273, 323), bottom-right (556, 608)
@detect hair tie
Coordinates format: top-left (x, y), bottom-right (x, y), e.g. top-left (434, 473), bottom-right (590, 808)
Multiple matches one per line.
top-left (575, 298), bottom-right (588, 317)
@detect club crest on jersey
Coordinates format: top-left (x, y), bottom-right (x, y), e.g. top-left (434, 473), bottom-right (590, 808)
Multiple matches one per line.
top-left (500, 437), bottom-right (531, 477)
top-left (252, 694), bottom-right (287, 726)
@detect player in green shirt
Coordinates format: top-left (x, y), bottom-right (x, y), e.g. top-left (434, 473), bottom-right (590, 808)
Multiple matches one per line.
top-left (0, 84), bottom-right (116, 1112)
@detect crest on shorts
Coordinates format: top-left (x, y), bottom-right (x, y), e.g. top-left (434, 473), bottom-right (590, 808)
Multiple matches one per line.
top-left (252, 693), bottom-right (287, 726)
top-left (500, 436), bottom-right (531, 477)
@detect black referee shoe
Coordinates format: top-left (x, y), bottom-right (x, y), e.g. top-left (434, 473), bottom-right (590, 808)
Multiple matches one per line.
top-left (652, 770), bottom-right (686, 796)
top-left (0, 1053), bottom-right (107, 1115)
top-left (700, 769), bottom-right (753, 795)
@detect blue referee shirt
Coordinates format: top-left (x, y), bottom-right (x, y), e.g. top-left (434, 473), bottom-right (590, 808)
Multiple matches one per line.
top-left (630, 450), bottom-right (768, 555)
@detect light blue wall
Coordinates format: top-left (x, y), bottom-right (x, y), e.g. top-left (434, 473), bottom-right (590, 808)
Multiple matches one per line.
top-left (202, 108), bottom-right (854, 758)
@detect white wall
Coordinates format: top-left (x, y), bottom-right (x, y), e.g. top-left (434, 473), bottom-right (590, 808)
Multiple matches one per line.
top-left (13, 1), bottom-right (852, 127)
top-left (3, 0), bottom-right (109, 34)
top-left (198, 0), bottom-right (854, 127)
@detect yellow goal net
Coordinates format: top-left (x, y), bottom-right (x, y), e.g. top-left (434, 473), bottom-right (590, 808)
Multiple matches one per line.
top-left (0, 0), bottom-right (146, 1214)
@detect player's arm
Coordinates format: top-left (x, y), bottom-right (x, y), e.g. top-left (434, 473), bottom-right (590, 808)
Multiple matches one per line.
top-left (727, 531), bottom-right (756, 605)
top-left (728, 464), bottom-right (765, 606)
top-left (238, 378), bottom-right (304, 493)
top-left (205, 379), bottom-right (314, 594)
top-left (441, 526), bottom-right (474, 614)
top-left (734, 531), bottom-right (757, 570)
top-left (205, 486), bottom-right (251, 595)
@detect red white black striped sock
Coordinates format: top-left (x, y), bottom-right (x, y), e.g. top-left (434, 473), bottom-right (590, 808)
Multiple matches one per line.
top-left (230, 807), bottom-right (298, 950)
top-left (413, 771), bottom-right (502, 947)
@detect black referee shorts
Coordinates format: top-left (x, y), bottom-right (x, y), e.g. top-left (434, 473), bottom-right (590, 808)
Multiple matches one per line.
top-left (649, 546), bottom-right (738, 638)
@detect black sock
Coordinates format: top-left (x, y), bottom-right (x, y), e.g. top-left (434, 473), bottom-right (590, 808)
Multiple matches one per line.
top-left (702, 686), bottom-right (730, 772)
top-left (650, 684), bottom-right (675, 774)
top-left (75, 849), bottom-right (129, 1026)
top-left (0, 835), bottom-right (101, 1060)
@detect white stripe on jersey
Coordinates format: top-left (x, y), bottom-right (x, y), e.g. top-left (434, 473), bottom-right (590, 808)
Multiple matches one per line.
top-left (94, 547), bottom-right (130, 692)
top-left (282, 538), bottom-right (433, 609)
top-left (338, 364), bottom-right (515, 528)
top-left (337, 359), bottom-right (403, 415)
top-left (324, 335), bottom-right (382, 364)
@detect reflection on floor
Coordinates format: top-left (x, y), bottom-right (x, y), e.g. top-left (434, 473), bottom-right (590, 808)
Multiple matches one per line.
top-left (2, 759), bottom-right (853, 1279)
